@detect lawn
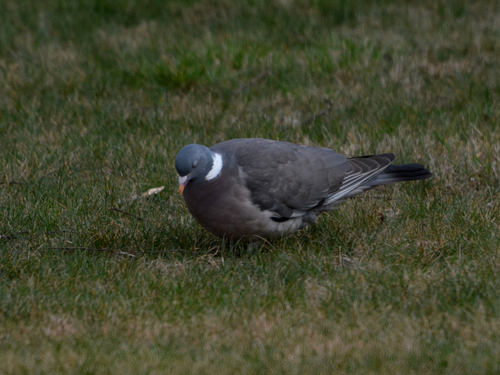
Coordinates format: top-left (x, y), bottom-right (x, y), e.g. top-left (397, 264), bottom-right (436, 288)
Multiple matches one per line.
top-left (1, 0), bottom-right (499, 373)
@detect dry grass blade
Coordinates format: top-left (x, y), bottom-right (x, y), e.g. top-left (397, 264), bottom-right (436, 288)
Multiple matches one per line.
top-left (108, 207), bottom-right (148, 222)
top-left (46, 247), bottom-right (136, 257)
top-left (301, 100), bottom-right (333, 126)
top-left (0, 231), bottom-right (29, 240)
top-left (0, 181), bottom-right (19, 186)
top-left (232, 70), bottom-right (271, 98)
top-left (141, 186), bottom-right (165, 197)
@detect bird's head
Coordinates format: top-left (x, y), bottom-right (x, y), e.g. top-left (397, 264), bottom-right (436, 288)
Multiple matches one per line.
top-left (175, 144), bottom-right (214, 193)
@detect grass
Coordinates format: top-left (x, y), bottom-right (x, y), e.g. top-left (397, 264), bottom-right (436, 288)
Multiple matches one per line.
top-left (1, 0), bottom-right (500, 373)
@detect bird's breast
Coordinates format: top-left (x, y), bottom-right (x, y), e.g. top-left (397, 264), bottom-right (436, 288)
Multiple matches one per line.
top-left (182, 173), bottom-right (287, 239)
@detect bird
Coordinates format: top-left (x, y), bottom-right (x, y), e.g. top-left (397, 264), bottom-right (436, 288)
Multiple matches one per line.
top-left (175, 138), bottom-right (432, 240)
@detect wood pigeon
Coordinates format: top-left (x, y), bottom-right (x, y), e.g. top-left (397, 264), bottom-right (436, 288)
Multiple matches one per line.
top-left (175, 138), bottom-right (432, 240)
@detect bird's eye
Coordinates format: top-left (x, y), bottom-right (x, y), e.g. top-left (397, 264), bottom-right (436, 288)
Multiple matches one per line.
top-left (192, 160), bottom-right (198, 168)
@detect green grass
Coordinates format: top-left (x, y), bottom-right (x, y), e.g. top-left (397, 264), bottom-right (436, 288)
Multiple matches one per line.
top-left (1, 0), bottom-right (500, 373)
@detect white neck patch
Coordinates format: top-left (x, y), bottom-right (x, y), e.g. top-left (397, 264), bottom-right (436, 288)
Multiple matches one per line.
top-left (205, 152), bottom-right (223, 181)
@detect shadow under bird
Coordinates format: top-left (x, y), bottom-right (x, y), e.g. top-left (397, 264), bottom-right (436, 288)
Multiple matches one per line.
top-left (175, 138), bottom-right (432, 240)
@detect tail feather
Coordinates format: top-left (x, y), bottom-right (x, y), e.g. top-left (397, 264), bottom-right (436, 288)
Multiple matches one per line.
top-left (322, 156), bottom-right (432, 206)
top-left (364, 163), bottom-right (433, 187)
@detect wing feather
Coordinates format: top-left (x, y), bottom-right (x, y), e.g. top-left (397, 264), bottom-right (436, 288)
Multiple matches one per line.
top-left (210, 139), bottom-right (395, 219)
top-left (211, 139), bottom-right (349, 214)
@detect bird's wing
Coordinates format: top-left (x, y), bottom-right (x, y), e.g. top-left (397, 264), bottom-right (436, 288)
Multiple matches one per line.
top-left (324, 154), bottom-right (396, 204)
top-left (210, 138), bottom-right (350, 217)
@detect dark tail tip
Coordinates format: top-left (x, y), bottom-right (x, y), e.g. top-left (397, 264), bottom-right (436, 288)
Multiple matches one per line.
top-left (370, 163), bottom-right (433, 185)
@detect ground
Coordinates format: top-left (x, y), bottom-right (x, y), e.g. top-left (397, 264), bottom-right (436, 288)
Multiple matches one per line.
top-left (1, 0), bottom-right (499, 373)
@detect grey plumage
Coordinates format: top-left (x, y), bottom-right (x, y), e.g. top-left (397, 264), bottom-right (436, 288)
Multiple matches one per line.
top-left (175, 138), bottom-right (432, 240)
